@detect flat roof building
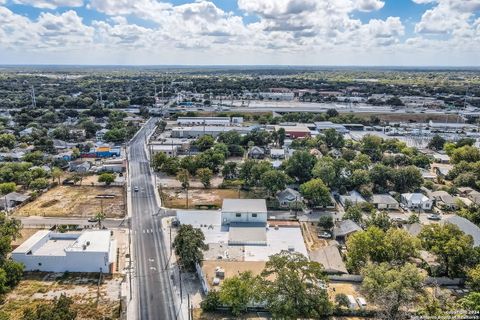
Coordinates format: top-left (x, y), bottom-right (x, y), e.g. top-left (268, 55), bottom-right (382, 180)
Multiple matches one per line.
top-left (12, 230), bottom-right (115, 273)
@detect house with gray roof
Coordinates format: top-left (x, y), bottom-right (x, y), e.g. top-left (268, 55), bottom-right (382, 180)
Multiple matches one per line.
top-left (371, 194), bottom-right (399, 210)
top-left (442, 215), bottom-right (480, 247)
top-left (248, 146), bottom-right (265, 159)
top-left (429, 190), bottom-right (459, 210)
top-left (333, 219), bottom-right (362, 241)
top-left (276, 188), bottom-right (302, 208)
top-left (339, 191), bottom-right (366, 207)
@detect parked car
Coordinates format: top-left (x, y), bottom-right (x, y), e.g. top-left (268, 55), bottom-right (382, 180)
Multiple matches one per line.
top-left (134, 186), bottom-right (139, 192)
top-left (427, 214), bottom-right (441, 221)
top-left (88, 217), bottom-right (99, 223)
top-left (318, 231), bottom-right (332, 239)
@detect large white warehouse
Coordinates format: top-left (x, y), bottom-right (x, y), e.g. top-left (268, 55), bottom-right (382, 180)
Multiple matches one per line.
top-left (12, 230), bottom-right (116, 273)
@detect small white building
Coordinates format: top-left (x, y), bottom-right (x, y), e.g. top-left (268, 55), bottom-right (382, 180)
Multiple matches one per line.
top-left (221, 199), bottom-right (267, 225)
top-left (150, 144), bottom-right (179, 157)
top-left (12, 230), bottom-right (116, 273)
top-left (401, 193), bottom-right (433, 210)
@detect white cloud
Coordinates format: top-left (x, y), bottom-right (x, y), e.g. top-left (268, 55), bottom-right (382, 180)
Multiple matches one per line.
top-left (414, 0), bottom-right (479, 34)
top-left (355, 0), bottom-right (385, 12)
top-left (13, 0), bottom-right (83, 9)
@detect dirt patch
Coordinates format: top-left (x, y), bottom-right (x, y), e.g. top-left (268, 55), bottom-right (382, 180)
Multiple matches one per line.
top-left (301, 221), bottom-right (328, 252)
top-left (1, 272), bottom-right (123, 320)
top-left (161, 188), bottom-right (250, 209)
top-left (14, 186), bottom-right (125, 218)
top-left (202, 261), bottom-right (267, 289)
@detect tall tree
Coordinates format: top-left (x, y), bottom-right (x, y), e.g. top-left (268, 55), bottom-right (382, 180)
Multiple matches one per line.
top-left (299, 178), bottom-right (331, 208)
top-left (260, 251), bottom-right (333, 319)
top-left (219, 271), bottom-right (260, 316)
top-left (196, 168), bottom-right (213, 188)
top-left (361, 263), bottom-right (425, 320)
top-left (419, 223), bottom-right (476, 277)
top-left (172, 224), bottom-right (208, 271)
top-left (284, 150), bottom-right (316, 183)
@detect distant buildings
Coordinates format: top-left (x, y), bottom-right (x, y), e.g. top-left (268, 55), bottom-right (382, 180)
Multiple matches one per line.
top-left (12, 230), bottom-right (116, 273)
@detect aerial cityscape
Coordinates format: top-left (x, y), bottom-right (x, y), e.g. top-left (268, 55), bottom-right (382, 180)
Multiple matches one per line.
top-left (0, 1), bottom-right (480, 320)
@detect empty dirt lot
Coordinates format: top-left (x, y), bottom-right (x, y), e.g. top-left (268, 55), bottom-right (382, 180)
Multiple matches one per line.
top-left (0, 272), bottom-right (122, 320)
top-left (15, 186), bottom-right (125, 218)
top-left (161, 188), bottom-right (250, 209)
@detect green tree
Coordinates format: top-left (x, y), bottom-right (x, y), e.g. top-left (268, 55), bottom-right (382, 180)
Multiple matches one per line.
top-left (173, 224), bottom-right (208, 271)
top-left (51, 167), bottom-right (63, 185)
top-left (467, 264), bottom-right (480, 291)
top-left (222, 162), bottom-right (237, 180)
top-left (194, 135), bottom-right (215, 151)
top-left (419, 223), bottom-right (476, 277)
top-left (343, 205), bottom-right (364, 223)
top-left (200, 290), bottom-right (221, 312)
top-left (196, 168), bottom-right (213, 188)
top-left (393, 166), bottom-right (423, 193)
top-left (428, 134), bottom-right (446, 151)
top-left (29, 178), bottom-right (49, 191)
top-left (299, 179), bottom-right (331, 208)
top-left (458, 292), bottom-right (480, 312)
top-left (219, 271), bottom-right (259, 316)
top-left (260, 170), bottom-right (290, 197)
top-left (334, 293), bottom-right (350, 309)
top-left (277, 128), bottom-right (286, 147)
top-left (260, 251), bottom-right (333, 319)
top-left (361, 263), bottom-right (425, 320)
top-left (451, 145), bottom-right (480, 164)
top-left (0, 182), bottom-right (16, 195)
top-left (312, 158), bottom-right (336, 188)
top-left (0, 134), bottom-right (16, 149)
top-left (318, 215), bottom-right (334, 230)
top-left (365, 211), bottom-right (392, 231)
top-left (322, 128), bottom-right (344, 148)
top-left (98, 173), bottom-right (115, 186)
top-left (284, 150), bottom-right (316, 183)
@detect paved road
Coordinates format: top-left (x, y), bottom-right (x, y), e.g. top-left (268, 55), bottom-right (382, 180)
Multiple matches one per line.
top-left (129, 118), bottom-right (176, 320)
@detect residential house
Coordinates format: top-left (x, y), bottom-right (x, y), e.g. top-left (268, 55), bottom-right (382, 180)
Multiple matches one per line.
top-left (0, 192), bottom-right (31, 211)
top-left (276, 188), bottom-right (302, 208)
top-left (310, 246), bottom-right (348, 274)
top-left (401, 193), bottom-right (433, 210)
top-left (333, 219), bottom-right (362, 241)
top-left (371, 194), bottom-right (399, 210)
top-left (69, 160), bottom-right (91, 173)
top-left (442, 215), bottom-right (480, 247)
top-left (339, 191), bottom-right (366, 207)
top-left (248, 146), bottom-right (265, 159)
top-left (419, 168), bottom-right (436, 181)
top-left (429, 190), bottom-right (459, 210)
top-left (270, 148), bottom-right (286, 159)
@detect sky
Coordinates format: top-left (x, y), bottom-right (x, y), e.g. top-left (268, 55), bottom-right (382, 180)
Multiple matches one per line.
top-left (0, 0), bottom-right (479, 66)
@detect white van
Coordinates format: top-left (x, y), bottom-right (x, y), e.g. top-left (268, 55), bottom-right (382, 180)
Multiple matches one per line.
top-left (347, 295), bottom-right (358, 309)
top-left (356, 297), bottom-right (367, 309)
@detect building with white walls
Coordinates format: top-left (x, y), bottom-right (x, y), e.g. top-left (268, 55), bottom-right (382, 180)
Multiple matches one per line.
top-left (12, 230), bottom-right (116, 273)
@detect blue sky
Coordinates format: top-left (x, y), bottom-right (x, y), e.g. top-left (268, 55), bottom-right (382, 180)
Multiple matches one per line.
top-left (0, 0), bottom-right (479, 65)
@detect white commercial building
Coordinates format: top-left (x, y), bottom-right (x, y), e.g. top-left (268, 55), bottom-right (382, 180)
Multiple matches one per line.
top-left (221, 199), bottom-right (268, 225)
top-left (12, 230), bottom-right (116, 273)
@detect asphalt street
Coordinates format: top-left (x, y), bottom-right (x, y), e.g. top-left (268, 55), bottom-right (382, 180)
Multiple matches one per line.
top-left (129, 118), bottom-right (176, 320)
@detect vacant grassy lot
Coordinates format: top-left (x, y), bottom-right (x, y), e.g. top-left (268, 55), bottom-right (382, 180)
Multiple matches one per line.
top-left (15, 186), bottom-right (125, 218)
top-left (161, 188), bottom-right (251, 209)
top-left (0, 272), bottom-right (122, 320)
